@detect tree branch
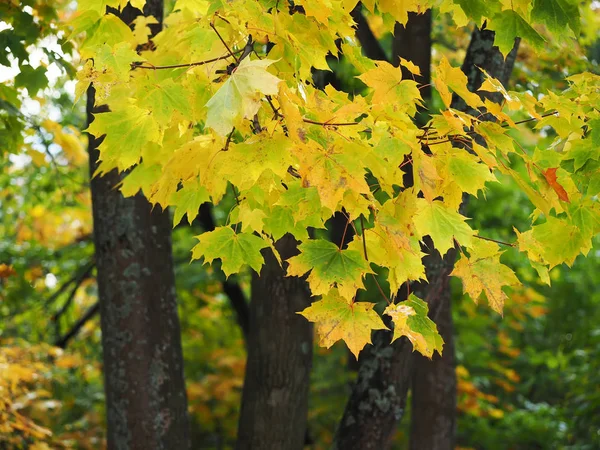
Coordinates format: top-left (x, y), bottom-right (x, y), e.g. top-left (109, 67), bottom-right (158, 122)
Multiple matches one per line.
top-left (54, 301), bottom-right (99, 349)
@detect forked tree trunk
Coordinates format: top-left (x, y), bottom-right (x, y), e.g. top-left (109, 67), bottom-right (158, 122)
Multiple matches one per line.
top-left (235, 235), bottom-right (313, 450)
top-left (87, 2), bottom-right (190, 449)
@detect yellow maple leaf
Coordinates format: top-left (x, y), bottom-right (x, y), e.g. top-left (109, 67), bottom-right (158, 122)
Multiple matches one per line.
top-left (299, 290), bottom-right (387, 358)
top-left (451, 240), bottom-right (520, 314)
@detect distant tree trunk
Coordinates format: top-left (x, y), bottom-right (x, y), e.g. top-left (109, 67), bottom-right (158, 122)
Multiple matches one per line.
top-left (87, 2), bottom-right (190, 449)
top-left (408, 28), bottom-right (521, 450)
top-left (235, 235), bottom-right (313, 450)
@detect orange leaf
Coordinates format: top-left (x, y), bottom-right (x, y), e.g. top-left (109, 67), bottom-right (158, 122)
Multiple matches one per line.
top-left (543, 168), bottom-right (569, 202)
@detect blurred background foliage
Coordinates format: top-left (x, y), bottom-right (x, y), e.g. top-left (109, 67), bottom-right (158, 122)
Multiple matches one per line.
top-left (1, 0), bottom-right (599, 449)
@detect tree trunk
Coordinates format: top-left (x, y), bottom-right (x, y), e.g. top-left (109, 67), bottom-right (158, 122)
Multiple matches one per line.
top-left (393, 10), bottom-right (432, 100)
top-left (408, 28), bottom-right (520, 450)
top-left (87, 3), bottom-right (190, 449)
top-left (334, 21), bottom-right (520, 450)
top-left (235, 235), bottom-right (313, 450)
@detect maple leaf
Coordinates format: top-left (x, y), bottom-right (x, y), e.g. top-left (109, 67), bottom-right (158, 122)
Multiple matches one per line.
top-left (531, 0), bottom-right (580, 37)
top-left (543, 168), bottom-right (570, 203)
top-left (434, 56), bottom-right (483, 110)
top-left (348, 213), bottom-right (426, 295)
top-left (299, 289), bottom-right (387, 358)
top-left (286, 239), bottom-right (372, 300)
top-left (358, 60), bottom-right (423, 114)
top-left (451, 240), bottom-right (520, 314)
top-left (489, 10), bottom-right (546, 56)
top-left (384, 294), bottom-right (444, 358)
top-left (171, 179), bottom-right (209, 226)
top-left (205, 58), bottom-right (282, 136)
top-left (292, 141), bottom-right (371, 212)
top-left (445, 151), bottom-right (497, 196)
top-left (413, 199), bottom-right (474, 256)
top-left (191, 226), bottom-right (270, 277)
top-left (86, 105), bottom-right (160, 172)
top-left (515, 217), bottom-right (588, 269)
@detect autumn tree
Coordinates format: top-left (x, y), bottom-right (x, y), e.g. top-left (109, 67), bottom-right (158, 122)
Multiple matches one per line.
top-left (71, 0), bottom-right (598, 448)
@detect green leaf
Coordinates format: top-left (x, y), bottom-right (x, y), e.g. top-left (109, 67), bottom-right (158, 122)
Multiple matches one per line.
top-left (446, 151), bottom-right (497, 196)
top-left (532, 0), bottom-right (580, 37)
top-left (451, 239), bottom-right (520, 314)
top-left (191, 226), bottom-right (270, 277)
top-left (286, 239), bottom-right (372, 301)
top-left (515, 217), bottom-right (588, 268)
top-left (94, 42), bottom-right (139, 77)
top-left (384, 294), bottom-right (444, 358)
top-left (137, 78), bottom-right (192, 126)
top-left (86, 105), bottom-right (160, 171)
top-left (413, 200), bottom-right (474, 256)
top-left (299, 289), bottom-right (387, 358)
top-left (15, 65), bottom-right (48, 96)
top-left (489, 10), bottom-right (546, 56)
top-left (171, 179), bottom-right (210, 226)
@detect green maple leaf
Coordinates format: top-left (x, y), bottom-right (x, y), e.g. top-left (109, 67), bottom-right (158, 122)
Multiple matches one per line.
top-left (86, 105), bottom-right (160, 171)
top-left (137, 78), bottom-right (192, 126)
top-left (171, 179), bottom-right (209, 226)
top-left (15, 65), bottom-right (48, 97)
top-left (286, 239), bottom-right (372, 301)
top-left (446, 151), bottom-right (497, 196)
top-left (95, 42), bottom-right (139, 78)
top-left (299, 289), bottom-right (387, 358)
top-left (384, 294), bottom-right (444, 358)
top-left (205, 58), bottom-right (282, 136)
top-left (191, 226), bottom-right (270, 277)
top-left (515, 217), bottom-right (589, 269)
top-left (532, 0), bottom-right (580, 37)
top-left (413, 199), bottom-right (474, 256)
top-left (451, 239), bottom-right (520, 314)
top-left (489, 10), bottom-right (546, 56)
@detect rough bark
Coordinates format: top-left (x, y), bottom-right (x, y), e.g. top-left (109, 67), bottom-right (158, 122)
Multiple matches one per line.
top-left (334, 23), bottom-right (520, 450)
top-left (235, 235), bottom-right (313, 450)
top-left (87, 3), bottom-right (190, 449)
top-left (409, 28), bottom-right (520, 450)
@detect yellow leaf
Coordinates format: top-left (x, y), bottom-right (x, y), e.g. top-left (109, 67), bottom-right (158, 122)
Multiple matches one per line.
top-left (299, 289), bottom-right (387, 358)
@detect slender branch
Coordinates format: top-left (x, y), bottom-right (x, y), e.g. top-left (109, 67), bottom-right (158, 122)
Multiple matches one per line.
top-left (51, 262), bottom-right (95, 323)
top-left (54, 301), bottom-right (99, 349)
top-left (302, 119), bottom-right (360, 127)
top-left (370, 273), bottom-right (390, 304)
top-left (210, 22), bottom-right (238, 64)
top-left (131, 50), bottom-right (243, 70)
top-left (43, 260), bottom-right (95, 309)
top-left (473, 234), bottom-right (515, 247)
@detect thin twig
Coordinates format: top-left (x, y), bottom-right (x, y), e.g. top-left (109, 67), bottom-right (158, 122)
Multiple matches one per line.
top-left (370, 273), bottom-right (390, 304)
top-left (210, 22), bottom-right (238, 64)
top-left (473, 234), bottom-right (515, 247)
top-left (131, 50), bottom-right (243, 70)
top-left (302, 119), bottom-right (360, 127)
